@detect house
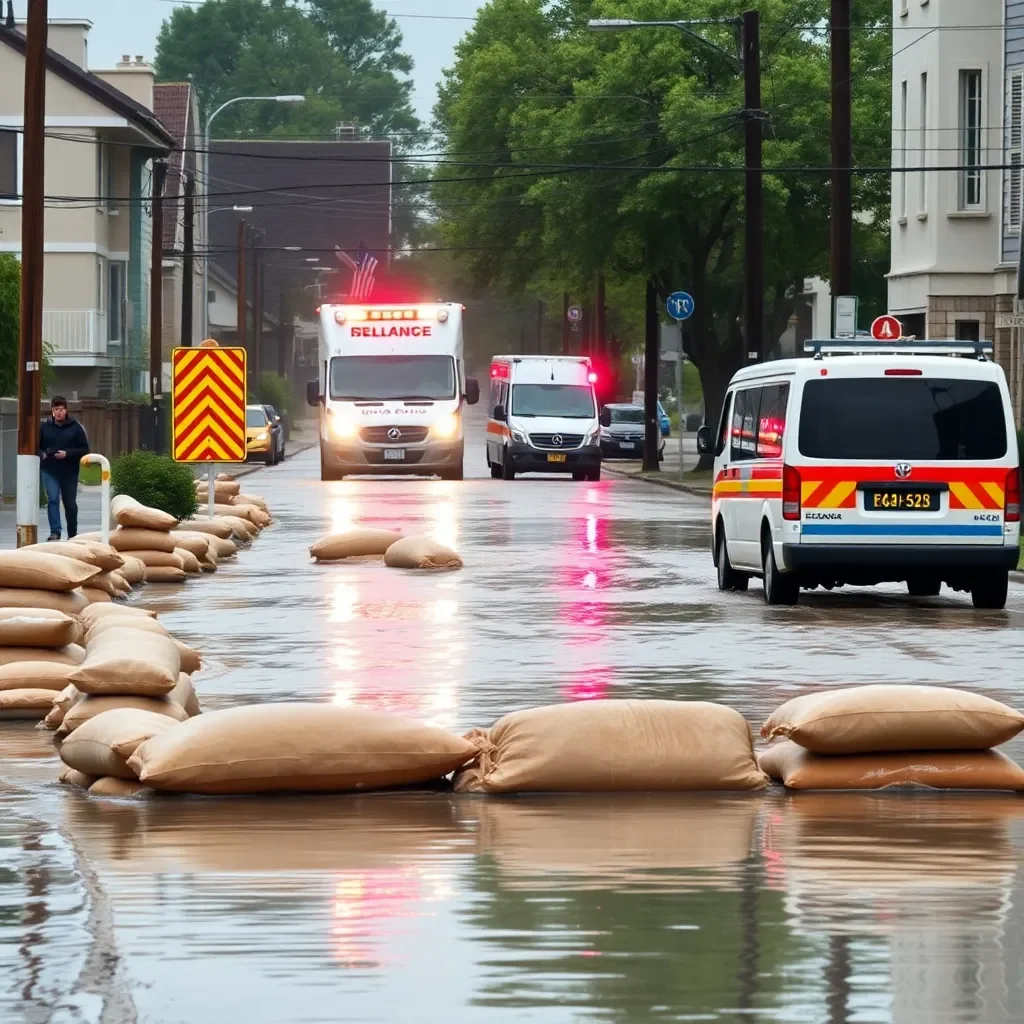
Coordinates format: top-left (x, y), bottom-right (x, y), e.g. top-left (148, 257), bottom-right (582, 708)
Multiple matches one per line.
top-left (206, 259), bottom-right (277, 350)
top-left (0, 18), bottom-right (173, 399)
top-left (886, 0), bottom-right (1021, 411)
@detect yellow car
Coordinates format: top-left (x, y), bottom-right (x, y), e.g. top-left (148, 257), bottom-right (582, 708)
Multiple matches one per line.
top-left (246, 405), bottom-right (274, 465)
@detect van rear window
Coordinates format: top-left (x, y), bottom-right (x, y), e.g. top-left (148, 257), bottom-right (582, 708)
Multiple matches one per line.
top-left (798, 377), bottom-right (1007, 460)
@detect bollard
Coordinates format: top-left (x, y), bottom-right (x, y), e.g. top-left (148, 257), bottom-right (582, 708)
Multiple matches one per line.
top-left (81, 453), bottom-right (111, 543)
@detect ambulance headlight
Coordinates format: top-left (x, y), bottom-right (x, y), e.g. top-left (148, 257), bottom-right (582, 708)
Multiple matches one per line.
top-left (329, 412), bottom-right (358, 440)
top-left (432, 413), bottom-right (460, 440)
top-left (585, 426), bottom-right (601, 446)
top-left (509, 424), bottom-right (530, 445)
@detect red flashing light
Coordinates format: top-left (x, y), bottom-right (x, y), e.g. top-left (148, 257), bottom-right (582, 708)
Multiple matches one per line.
top-left (1006, 468), bottom-right (1021, 523)
top-left (884, 368), bottom-right (923, 376)
top-left (588, 371), bottom-right (598, 384)
top-left (490, 362), bottom-right (509, 380)
top-left (782, 464), bottom-right (801, 521)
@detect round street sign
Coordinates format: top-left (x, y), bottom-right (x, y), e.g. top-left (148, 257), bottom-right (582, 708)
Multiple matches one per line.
top-left (666, 291), bottom-right (695, 321)
top-left (567, 305), bottom-right (583, 323)
top-left (870, 314), bottom-right (902, 341)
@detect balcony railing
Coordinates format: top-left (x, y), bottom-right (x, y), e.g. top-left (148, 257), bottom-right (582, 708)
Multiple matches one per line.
top-left (42, 310), bottom-right (109, 357)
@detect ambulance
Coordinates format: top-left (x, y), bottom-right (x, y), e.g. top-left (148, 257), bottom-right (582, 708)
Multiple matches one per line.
top-left (699, 339), bottom-right (1021, 609)
top-left (486, 355), bottom-right (609, 481)
top-left (306, 302), bottom-right (480, 481)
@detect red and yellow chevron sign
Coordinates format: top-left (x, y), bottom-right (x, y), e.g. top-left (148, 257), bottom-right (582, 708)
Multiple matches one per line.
top-left (171, 346), bottom-right (247, 463)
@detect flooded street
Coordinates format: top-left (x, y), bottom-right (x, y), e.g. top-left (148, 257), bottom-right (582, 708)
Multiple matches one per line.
top-left (4, 415), bottom-right (1024, 1023)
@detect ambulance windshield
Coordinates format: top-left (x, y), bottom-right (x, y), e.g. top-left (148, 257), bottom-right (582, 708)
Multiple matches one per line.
top-left (511, 384), bottom-right (595, 418)
top-left (329, 355), bottom-right (456, 401)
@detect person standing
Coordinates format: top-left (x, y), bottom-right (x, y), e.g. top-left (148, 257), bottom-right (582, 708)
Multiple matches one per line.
top-left (38, 397), bottom-right (89, 541)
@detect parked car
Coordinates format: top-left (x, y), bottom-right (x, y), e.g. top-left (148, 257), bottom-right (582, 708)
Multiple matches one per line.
top-left (263, 404), bottom-right (286, 464)
top-left (600, 404), bottom-right (666, 460)
top-left (246, 405), bottom-right (276, 466)
top-left (657, 401), bottom-right (671, 437)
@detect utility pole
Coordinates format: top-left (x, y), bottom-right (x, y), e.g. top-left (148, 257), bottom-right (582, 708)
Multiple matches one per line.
top-left (277, 288), bottom-right (289, 377)
top-left (254, 251), bottom-right (264, 388)
top-left (16, 0), bottom-right (47, 547)
top-left (562, 292), bottom-right (570, 355)
top-left (236, 218), bottom-right (247, 351)
top-left (181, 173), bottom-right (194, 347)
top-left (742, 10), bottom-right (763, 362)
top-left (830, 0), bottom-right (853, 312)
top-left (596, 274), bottom-right (607, 358)
top-left (643, 277), bottom-right (660, 473)
top-left (149, 159), bottom-right (168, 453)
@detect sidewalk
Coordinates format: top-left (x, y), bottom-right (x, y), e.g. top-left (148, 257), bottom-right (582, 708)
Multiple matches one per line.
top-left (602, 433), bottom-right (713, 497)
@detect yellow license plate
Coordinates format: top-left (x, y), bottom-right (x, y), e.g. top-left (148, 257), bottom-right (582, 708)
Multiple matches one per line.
top-left (865, 489), bottom-right (939, 511)
top-left (547, 453), bottom-right (567, 464)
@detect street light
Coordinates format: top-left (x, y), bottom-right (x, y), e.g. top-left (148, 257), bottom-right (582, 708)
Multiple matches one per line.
top-left (202, 94), bottom-right (306, 337)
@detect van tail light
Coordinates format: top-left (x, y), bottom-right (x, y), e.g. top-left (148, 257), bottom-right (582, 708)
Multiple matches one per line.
top-left (1006, 468), bottom-right (1021, 523)
top-left (782, 464), bottom-right (801, 521)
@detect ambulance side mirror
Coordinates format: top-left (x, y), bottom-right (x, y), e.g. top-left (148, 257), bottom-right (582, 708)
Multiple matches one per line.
top-left (465, 377), bottom-right (480, 406)
top-left (696, 425), bottom-right (712, 455)
top-left (306, 380), bottom-right (322, 408)
top-left (599, 407), bottom-right (612, 428)
top-left (493, 404), bottom-right (507, 423)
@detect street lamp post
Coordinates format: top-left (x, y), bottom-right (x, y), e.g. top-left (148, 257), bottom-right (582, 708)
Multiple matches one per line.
top-left (201, 94), bottom-right (304, 339)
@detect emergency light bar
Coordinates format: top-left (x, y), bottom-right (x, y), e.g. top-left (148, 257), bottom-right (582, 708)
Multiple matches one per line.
top-left (804, 339), bottom-right (993, 361)
top-left (334, 306), bottom-right (449, 325)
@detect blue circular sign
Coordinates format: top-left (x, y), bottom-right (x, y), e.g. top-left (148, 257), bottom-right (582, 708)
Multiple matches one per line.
top-left (666, 291), bottom-right (694, 321)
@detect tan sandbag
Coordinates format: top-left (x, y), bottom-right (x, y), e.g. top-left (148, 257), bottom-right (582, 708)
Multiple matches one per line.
top-left (175, 548), bottom-right (203, 575)
top-left (178, 531), bottom-right (235, 559)
top-left (87, 615), bottom-right (169, 643)
top-left (145, 566), bottom-right (187, 584)
top-left (108, 572), bottom-right (131, 595)
top-left (171, 534), bottom-right (210, 559)
top-left (233, 505), bottom-right (271, 528)
top-left (194, 480), bottom-right (240, 502)
top-left (128, 704), bottom-right (479, 795)
top-left (759, 740), bottom-right (1024, 791)
top-left (60, 708), bottom-right (182, 781)
top-left (80, 604), bottom-right (156, 627)
top-left (200, 550), bottom-right (218, 573)
top-left (59, 766), bottom-right (95, 789)
top-left (132, 550), bottom-right (184, 569)
top-left (81, 588), bottom-right (112, 604)
top-left (384, 536), bottom-right (463, 570)
top-left (173, 640), bottom-right (202, 674)
top-left (88, 777), bottom-right (153, 799)
top-left (0, 588), bottom-right (89, 615)
top-left (111, 494), bottom-right (178, 531)
top-left (118, 557), bottom-right (146, 585)
top-left (168, 672), bottom-right (201, 717)
top-left (216, 514), bottom-right (259, 539)
top-left (70, 628), bottom-right (181, 697)
top-left (58, 694), bottom-right (189, 736)
top-left (84, 572), bottom-right (122, 597)
top-left (233, 493), bottom-right (268, 513)
top-left (0, 661), bottom-right (78, 692)
top-left (27, 540), bottom-right (124, 573)
top-left (455, 700), bottom-right (768, 794)
top-left (0, 550), bottom-right (100, 592)
top-left (216, 472), bottom-right (235, 482)
top-left (54, 683), bottom-right (82, 714)
top-left (207, 536), bottom-right (237, 558)
top-left (310, 529), bottom-right (403, 562)
top-left (0, 688), bottom-right (62, 719)
top-left (0, 644), bottom-right (84, 668)
top-left (761, 685), bottom-right (1024, 754)
top-left (42, 701), bottom-right (67, 730)
top-left (0, 608), bottom-right (79, 648)
top-left (173, 519), bottom-right (234, 540)
top-left (108, 528), bottom-right (177, 554)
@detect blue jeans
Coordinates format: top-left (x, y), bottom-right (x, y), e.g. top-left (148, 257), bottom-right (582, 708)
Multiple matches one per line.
top-left (41, 471), bottom-right (79, 538)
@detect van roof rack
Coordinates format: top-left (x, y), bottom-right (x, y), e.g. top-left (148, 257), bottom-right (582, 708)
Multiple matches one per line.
top-left (803, 339), bottom-right (993, 361)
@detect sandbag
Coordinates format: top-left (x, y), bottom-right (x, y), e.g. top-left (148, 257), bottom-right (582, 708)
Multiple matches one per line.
top-left (310, 529), bottom-right (403, 562)
top-left (29, 541), bottom-right (124, 573)
top-left (88, 777), bottom-right (152, 799)
top-left (233, 493), bottom-right (268, 513)
top-left (173, 640), bottom-right (202, 675)
top-left (132, 550), bottom-right (184, 569)
top-left (108, 528), bottom-right (177, 555)
top-left (53, 684), bottom-right (82, 714)
top-left (0, 661), bottom-right (77, 692)
top-left (0, 550), bottom-right (100, 592)
top-left (42, 701), bottom-right (67, 730)
top-left (0, 644), bottom-right (84, 668)
top-left (128, 703), bottom-right (479, 795)
top-left (455, 700), bottom-right (769, 794)
top-left (194, 480), bottom-right (240, 502)
top-left (84, 572), bottom-right (122, 597)
top-left (216, 472), bottom-right (235, 482)
top-left (0, 688), bottom-right (62, 719)
top-left (173, 519), bottom-right (234, 540)
top-left (60, 708), bottom-right (182, 781)
top-left (200, 549), bottom-right (218, 573)
top-left (0, 588), bottom-right (88, 615)
top-left (108, 572), bottom-right (131, 595)
top-left (759, 740), bottom-right (1024, 791)
top-left (171, 535), bottom-right (210, 559)
top-left (81, 588), bottom-right (112, 604)
top-left (0, 608), bottom-right (79, 648)
top-left (168, 672), bottom-right (201, 717)
top-left (384, 536), bottom-right (463, 570)
top-left (58, 766), bottom-right (95, 789)
top-left (178, 532), bottom-right (235, 559)
top-left (175, 548), bottom-right (203, 575)
top-left (761, 685), bottom-right (1024, 754)
top-left (87, 615), bottom-right (169, 643)
top-left (214, 503), bottom-right (264, 526)
top-left (70, 629), bottom-right (181, 697)
top-left (118, 557), bottom-right (146, 586)
top-left (58, 694), bottom-right (189, 736)
top-left (145, 566), bottom-right (187, 584)
top-left (111, 494), bottom-right (178, 531)
top-left (80, 604), bottom-right (156, 627)
top-left (216, 514), bottom-right (259, 539)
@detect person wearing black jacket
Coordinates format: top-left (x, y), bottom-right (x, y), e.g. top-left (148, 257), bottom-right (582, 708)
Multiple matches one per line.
top-left (38, 396), bottom-right (89, 540)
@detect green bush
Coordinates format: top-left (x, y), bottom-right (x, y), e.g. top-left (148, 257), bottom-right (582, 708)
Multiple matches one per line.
top-left (257, 372), bottom-right (292, 437)
top-left (111, 450), bottom-right (197, 521)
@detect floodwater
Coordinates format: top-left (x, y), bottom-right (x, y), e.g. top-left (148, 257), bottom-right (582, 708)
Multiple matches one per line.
top-left (4, 413), bottom-right (1024, 1023)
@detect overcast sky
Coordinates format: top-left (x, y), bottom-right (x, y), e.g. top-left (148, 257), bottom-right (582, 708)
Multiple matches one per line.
top-left (28, 1), bottom-right (484, 125)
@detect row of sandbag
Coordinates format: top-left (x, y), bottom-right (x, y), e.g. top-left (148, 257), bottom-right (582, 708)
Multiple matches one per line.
top-left (56, 684), bottom-right (1024, 801)
top-left (310, 528), bottom-right (463, 570)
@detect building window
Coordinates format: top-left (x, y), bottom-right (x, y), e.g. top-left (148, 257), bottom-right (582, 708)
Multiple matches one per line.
top-left (109, 261), bottom-right (126, 342)
top-left (900, 80), bottom-right (908, 218)
top-left (1008, 70), bottom-right (1023, 233)
top-left (955, 319), bottom-right (980, 342)
top-left (919, 72), bottom-right (928, 212)
top-left (208, 289), bottom-right (216, 304)
top-left (0, 129), bottom-right (19, 203)
top-left (96, 142), bottom-right (115, 211)
top-left (958, 70), bottom-right (983, 210)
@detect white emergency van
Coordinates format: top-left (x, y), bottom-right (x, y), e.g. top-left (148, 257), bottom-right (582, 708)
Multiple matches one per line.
top-left (306, 302), bottom-right (480, 481)
top-left (486, 355), bottom-right (609, 481)
top-left (698, 339), bottom-right (1021, 610)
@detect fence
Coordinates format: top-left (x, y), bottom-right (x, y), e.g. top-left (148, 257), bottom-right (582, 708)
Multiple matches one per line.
top-left (0, 398), bottom-right (147, 503)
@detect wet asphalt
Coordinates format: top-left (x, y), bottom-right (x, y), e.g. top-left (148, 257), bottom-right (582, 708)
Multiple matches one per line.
top-left (3, 410), bottom-right (1024, 1023)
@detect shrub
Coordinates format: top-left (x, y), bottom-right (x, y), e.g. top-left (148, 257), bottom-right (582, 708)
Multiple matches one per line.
top-left (258, 372), bottom-right (292, 437)
top-left (111, 450), bottom-right (198, 521)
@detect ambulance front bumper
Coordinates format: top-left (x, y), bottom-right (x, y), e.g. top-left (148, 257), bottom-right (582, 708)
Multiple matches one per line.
top-left (783, 543), bottom-right (1020, 572)
top-left (323, 439), bottom-right (464, 473)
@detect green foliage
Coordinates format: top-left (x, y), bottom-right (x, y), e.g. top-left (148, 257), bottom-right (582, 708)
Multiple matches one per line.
top-left (0, 254), bottom-right (18, 397)
top-left (111, 450), bottom-right (198, 521)
top-left (257, 371), bottom-right (293, 437)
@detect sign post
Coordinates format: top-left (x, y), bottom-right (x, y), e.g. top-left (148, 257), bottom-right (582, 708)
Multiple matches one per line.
top-left (666, 292), bottom-right (694, 480)
top-left (870, 314), bottom-right (902, 342)
top-left (171, 345), bottom-right (247, 519)
top-left (834, 295), bottom-right (858, 338)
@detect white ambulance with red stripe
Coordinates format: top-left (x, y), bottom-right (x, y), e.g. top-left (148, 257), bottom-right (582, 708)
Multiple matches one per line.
top-left (699, 339), bottom-right (1020, 609)
top-left (306, 303), bottom-right (480, 481)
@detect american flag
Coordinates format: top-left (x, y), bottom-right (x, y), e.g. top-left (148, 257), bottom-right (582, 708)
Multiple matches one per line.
top-left (335, 244), bottom-right (378, 301)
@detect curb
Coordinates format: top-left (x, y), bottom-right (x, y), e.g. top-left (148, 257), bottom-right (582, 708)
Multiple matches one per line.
top-left (603, 464), bottom-right (712, 499)
top-left (219, 436), bottom-right (319, 482)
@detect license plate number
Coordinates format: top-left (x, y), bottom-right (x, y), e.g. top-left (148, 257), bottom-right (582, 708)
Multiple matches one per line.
top-left (864, 489), bottom-right (938, 511)
top-left (619, 442), bottom-right (636, 450)
top-left (547, 453), bottom-right (567, 463)
top-left (384, 448), bottom-right (406, 461)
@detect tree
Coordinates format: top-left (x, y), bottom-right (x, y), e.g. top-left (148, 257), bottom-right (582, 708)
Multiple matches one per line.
top-left (431, 0), bottom-right (892, 456)
top-left (0, 254), bottom-right (18, 397)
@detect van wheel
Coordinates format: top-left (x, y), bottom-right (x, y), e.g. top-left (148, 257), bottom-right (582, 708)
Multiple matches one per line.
top-left (971, 570), bottom-right (1008, 610)
top-left (501, 449), bottom-right (515, 481)
top-left (572, 471), bottom-right (587, 482)
top-left (587, 467), bottom-right (601, 482)
top-left (907, 576), bottom-right (941, 598)
top-left (490, 464), bottom-right (502, 479)
top-left (762, 533), bottom-right (799, 606)
top-left (716, 530), bottom-right (748, 592)
top-left (320, 449), bottom-right (343, 482)
top-left (440, 464), bottom-right (464, 481)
